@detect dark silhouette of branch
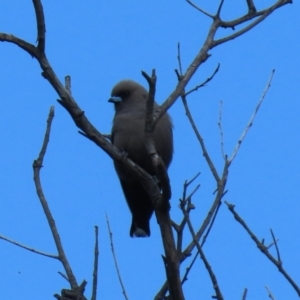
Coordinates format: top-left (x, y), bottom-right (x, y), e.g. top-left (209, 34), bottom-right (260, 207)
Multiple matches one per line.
top-left (246, 0), bottom-right (257, 13)
top-left (177, 42), bottom-right (183, 76)
top-left (180, 161), bottom-right (229, 259)
top-left (181, 92), bottom-right (220, 181)
top-left (156, 173), bottom-right (201, 300)
top-left (181, 197), bottom-right (223, 300)
top-left (270, 229), bottom-right (281, 263)
top-left (181, 251), bottom-right (199, 286)
top-left (142, 70), bottom-right (183, 300)
top-left (153, 0), bottom-right (291, 125)
top-left (186, 0), bottom-right (214, 18)
top-left (32, 0), bottom-right (46, 51)
top-left (241, 288), bottom-right (248, 300)
top-left (217, 100), bottom-right (226, 159)
top-left (216, 0), bottom-right (225, 17)
top-left (0, 234), bottom-right (57, 259)
top-left (142, 70), bottom-right (171, 204)
top-left (225, 201), bottom-right (300, 297)
top-left (32, 106), bottom-right (79, 289)
top-left (106, 214), bottom-right (129, 300)
top-left (184, 64), bottom-right (220, 96)
top-left (265, 285), bottom-right (276, 300)
top-left (91, 226), bottom-right (99, 300)
top-left (200, 200), bottom-right (222, 247)
top-left (229, 70), bottom-right (275, 164)
top-left (176, 180), bottom-right (201, 253)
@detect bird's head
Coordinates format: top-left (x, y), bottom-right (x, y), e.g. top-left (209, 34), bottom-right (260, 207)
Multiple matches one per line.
top-left (108, 80), bottom-right (147, 112)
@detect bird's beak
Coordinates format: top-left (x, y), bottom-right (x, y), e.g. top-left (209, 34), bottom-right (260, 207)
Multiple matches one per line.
top-left (108, 96), bottom-right (122, 103)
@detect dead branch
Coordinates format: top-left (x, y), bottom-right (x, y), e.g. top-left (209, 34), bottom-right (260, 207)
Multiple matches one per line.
top-left (241, 288), bottom-right (248, 300)
top-left (0, 234), bottom-right (57, 259)
top-left (225, 201), bottom-right (300, 297)
top-left (91, 226), bottom-right (99, 300)
top-left (265, 285), bottom-right (276, 300)
top-left (217, 100), bottom-right (226, 159)
top-left (181, 93), bottom-right (220, 182)
top-left (181, 197), bottom-right (224, 300)
top-left (106, 214), bottom-right (129, 300)
top-left (229, 70), bottom-right (275, 164)
top-left (32, 106), bottom-right (78, 289)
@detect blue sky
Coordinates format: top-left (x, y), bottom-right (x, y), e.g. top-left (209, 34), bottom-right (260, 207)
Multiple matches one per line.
top-left (0, 1), bottom-right (299, 299)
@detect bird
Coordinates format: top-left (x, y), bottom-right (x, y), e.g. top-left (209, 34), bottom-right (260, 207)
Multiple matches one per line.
top-left (108, 80), bottom-right (173, 237)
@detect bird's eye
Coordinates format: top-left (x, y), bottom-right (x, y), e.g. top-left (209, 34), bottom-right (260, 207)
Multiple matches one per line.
top-left (124, 91), bottom-right (130, 97)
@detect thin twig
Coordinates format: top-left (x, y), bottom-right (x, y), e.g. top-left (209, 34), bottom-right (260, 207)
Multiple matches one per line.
top-left (181, 93), bottom-right (220, 182)
top-left (181, 161), bottom-right (229, 260)
top-left (0, 234), bottom-right (58, 259)
top-left (105, 214), bottom-right (129, 300)
top-left (58, 272), bottom-right (69, 282)
top-left (266, 238), bottom-right (280, 250)
top-left (217, 100), bottom-right (225, 159)
top-left (177, 42), bottom-right (183, 76)
top-left (142, 70), bottom-right (171, 204)
top-left (91, 226), bottom-right (99, 300)
top-left (270, 229), bottom-right (281, 263)
top-left (216, 0), bottom-right (225, 17)
top-left (229, 69), bottom-right (275, 164)
top-left (225, 201), bottom-right (300, 297)
top-left (33, 106), bottom-right (78, 289)
top-left (181, 201), bottom-right (224, 300)
top-left (181, 251), bottom-right (199, 285)
top-left (214, 2), bottom-right (292, 47)
top-left (265, 286), bottom-right (276, 300)
top-left (241, 288), bottom-right (248, 300)
top-left (201, 200), bottom-right (222, 247)
top-left (186, 0), bottom-right (214, 18)
top-left (176, 173), bottom-right (201, 254)
top-left (32, 0), bottom-right (45, 51)
top-left (246, 0), bottom-right (257, 13)
top-left (184, 64), bottom-right (220, 96)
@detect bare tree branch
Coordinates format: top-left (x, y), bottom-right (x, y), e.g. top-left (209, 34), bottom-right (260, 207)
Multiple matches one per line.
top-left (217, 100), bottom-right (226, 160)
top-left (181, 251), bottom-right (199, 286)
top-left (215, 2), bottom-right (292, 46)
top-left (229, 69), bottom-right (275, 164)
top-left (0, 33), bottom-right (36, 56)
top-left (0, 234), bottom-right (58, 259)
top-left (153, 0), bottom-right (291, 126)
top-left (225, 201), bottom-right (300, 297)
top-left (181, 198), bottom-right (224, 300)
top-left (177, 42), bottom-right (183, 76)
top-left (142, 70), bottom-right (184, 300)
top-left (106, 214), bottom-right (129, 300)
top-left (181, 93), bottom-right (220, 182)
top-left (184, 64), bottom-right (220, 96)
top-left (186, 0), bottom-right (214, 18)
top-left (33, 106), bottom-right (78, 289)
top-left (32, 0), bottom-right (46, 51)
top-left (216, 0), bottom-right (225, 17)
top-left (241, 288), bottom-right (248, 300)
top-left (91, 226), bottom-right (99, 300)
top-left (142, 70), bottom-right (171, 204)
top-left (270, 229), bottom-right (281, 263)
top-left (265, 285), bottom-right (276, 300)
top-left (246, 0), bottom-right (257, 13)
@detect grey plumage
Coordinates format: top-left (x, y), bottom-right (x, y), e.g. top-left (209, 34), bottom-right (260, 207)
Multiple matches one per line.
top-left (108, 80), bottom-right (173, 237)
